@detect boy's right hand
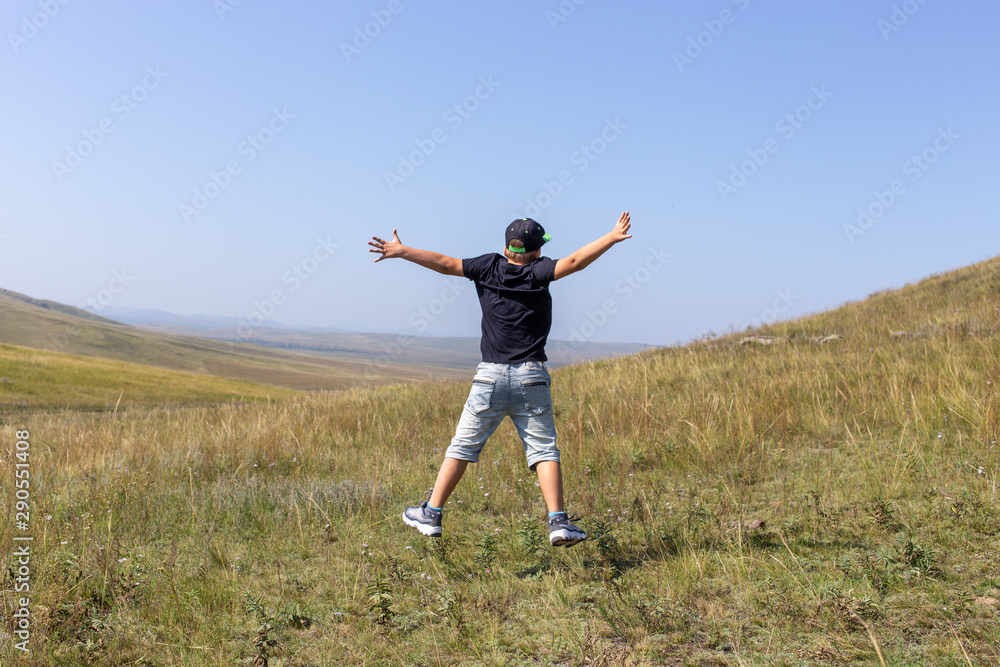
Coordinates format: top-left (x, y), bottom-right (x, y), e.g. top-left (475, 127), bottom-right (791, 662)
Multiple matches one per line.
top-left (369, 229), bottom-right (404, 262)
top-left (610, 211), bottom-right (632, 243)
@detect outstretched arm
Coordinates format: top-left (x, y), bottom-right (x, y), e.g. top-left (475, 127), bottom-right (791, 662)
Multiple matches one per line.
top-left (368, 229), bottom-right (464, 277)
top-left (553, 211), bottom-right (632, 280)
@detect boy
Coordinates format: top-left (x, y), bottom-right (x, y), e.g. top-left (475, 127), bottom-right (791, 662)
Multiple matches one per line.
top-left (368, 212), bottom-right (631, 546)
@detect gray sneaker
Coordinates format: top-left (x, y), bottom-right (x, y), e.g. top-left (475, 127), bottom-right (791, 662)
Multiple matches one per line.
top-left (548, 513), bottom-right (587, 547)
top-left (402, 500), bottom-right (442, 537)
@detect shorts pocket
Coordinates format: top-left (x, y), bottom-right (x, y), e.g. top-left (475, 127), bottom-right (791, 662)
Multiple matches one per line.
top-left (466, 377), bottom-right (495, 414)
top-left (521, 379), bottom-right (552, 416)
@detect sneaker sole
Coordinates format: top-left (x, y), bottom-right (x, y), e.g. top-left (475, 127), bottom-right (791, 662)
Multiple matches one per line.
top-left (402, 512), bottom-right (442, 537)
top-left (549, 529), bottom-right (587, 548)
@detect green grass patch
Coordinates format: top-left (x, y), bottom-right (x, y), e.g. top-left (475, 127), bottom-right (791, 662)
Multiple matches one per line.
top-left (2, 257), bottom-right (1000, 664)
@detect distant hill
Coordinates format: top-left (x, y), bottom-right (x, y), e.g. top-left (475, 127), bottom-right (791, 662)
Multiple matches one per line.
top-left (2, 289), bottom-right (123, 326)
top-left (0, 288), bottom-right (648, 409)
top-left (90, 305), bottom-right (650, 369)
top-left (0, 288), bottom-right (468, 394)
top-left (84, 305), bottom-right (256, 330)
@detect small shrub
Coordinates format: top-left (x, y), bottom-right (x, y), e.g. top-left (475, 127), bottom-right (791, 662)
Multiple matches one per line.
top-left (365, 575), bottom-right (395, 627)
top-left (515, 516), bottom-right (545, 559)
top-left (474, 533), bottom-right (499, 570)
top-left (436, 590), bottom-right (466, 636)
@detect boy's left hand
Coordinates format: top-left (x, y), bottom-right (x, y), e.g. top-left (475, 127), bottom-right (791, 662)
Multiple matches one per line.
top-left (369, 229), bottom-right (404, 262)
top-left (610, 211), bottom-right (632, 243)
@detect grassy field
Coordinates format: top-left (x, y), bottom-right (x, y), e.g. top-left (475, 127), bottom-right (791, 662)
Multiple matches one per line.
top-left (1, 257), bottom-right (999, 665)
top-left (0, 343), bottom-right (302, 411)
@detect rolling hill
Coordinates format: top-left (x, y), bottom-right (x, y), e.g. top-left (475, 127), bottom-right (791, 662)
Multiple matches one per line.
top-left (94, 304), bottom-right (650, 369)
top-left (0, 342), bottom-right (301, 411)
top-left (0, 287), bottom-right (646, 410)
top-left (0, 288), bottom-right (470, 398)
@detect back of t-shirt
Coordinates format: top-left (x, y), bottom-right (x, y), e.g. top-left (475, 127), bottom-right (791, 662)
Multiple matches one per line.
top-left (462, 253), bottom-right (558, 364)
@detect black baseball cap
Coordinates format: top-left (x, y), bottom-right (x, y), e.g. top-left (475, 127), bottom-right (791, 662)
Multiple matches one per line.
top-left (506, 218), bottom-right (552, 253)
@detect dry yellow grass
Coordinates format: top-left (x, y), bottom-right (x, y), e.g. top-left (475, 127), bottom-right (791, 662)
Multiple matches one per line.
top-left (1, 257), bottom-right (999, 665)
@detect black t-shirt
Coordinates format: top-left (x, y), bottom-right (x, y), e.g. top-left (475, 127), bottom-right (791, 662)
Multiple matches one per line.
top-left (462, 253), bottom-right (558, 364)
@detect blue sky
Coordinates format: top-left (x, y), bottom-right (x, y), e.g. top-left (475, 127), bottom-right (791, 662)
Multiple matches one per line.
top-left (2, 0), bottom-right (998, 346)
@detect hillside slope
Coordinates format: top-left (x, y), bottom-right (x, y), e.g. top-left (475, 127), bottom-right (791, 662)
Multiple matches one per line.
top-left (0, 343), bottom-right (300, 411)
top-left (0, 288), bottom-right (467, 391)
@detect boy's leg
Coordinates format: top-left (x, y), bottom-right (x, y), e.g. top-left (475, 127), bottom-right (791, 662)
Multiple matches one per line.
top-left (429, 457), bottom-right (469, 508)
top-left (534, 460), bottom-right (564, 513)
top-left (403, 457), bottom-right (470, 538)
top-left (510, 362), bottom-right (586, 546)
top-left (534, 458), bottom-right (586, 547)
top-left (403, 363), bottom-right (506, 537)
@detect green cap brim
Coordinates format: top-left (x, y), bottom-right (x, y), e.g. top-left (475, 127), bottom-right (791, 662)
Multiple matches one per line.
top-left (507, 230), bottom-right (551, 254)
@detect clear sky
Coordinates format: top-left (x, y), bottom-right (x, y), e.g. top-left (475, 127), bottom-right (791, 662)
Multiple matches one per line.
top-left (2, 1), bottom-right (998, 346)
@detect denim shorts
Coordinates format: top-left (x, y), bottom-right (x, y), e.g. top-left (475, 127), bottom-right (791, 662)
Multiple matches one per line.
top-left (445, 361), bottom-right (559, 470)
